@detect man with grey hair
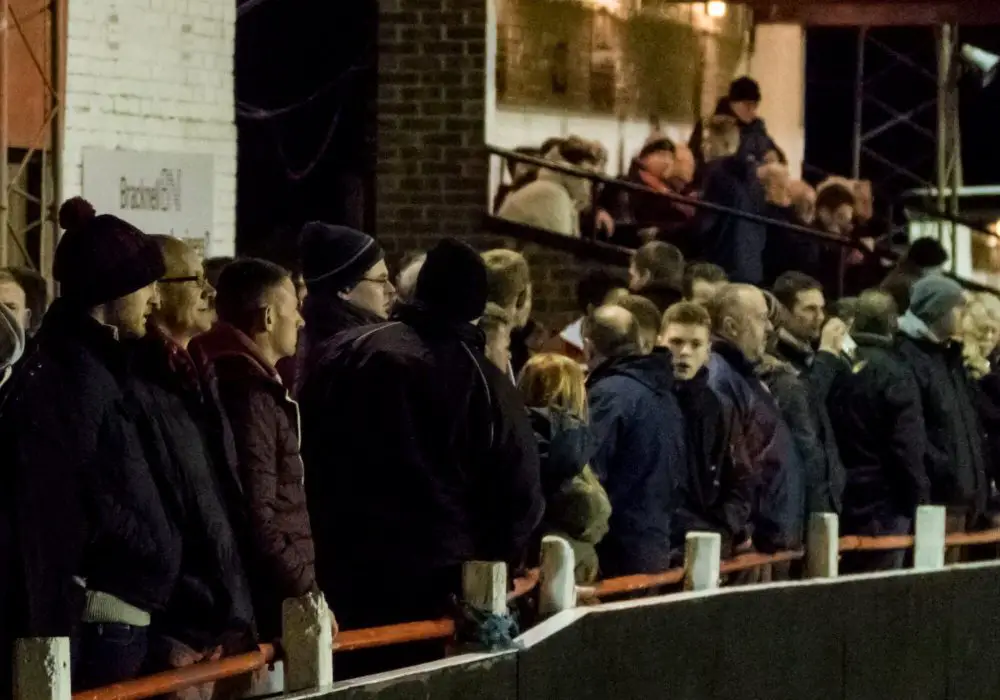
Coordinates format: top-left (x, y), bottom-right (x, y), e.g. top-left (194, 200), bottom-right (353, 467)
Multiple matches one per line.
top-left (828, 289), bottom-right (928, 572)
top-left (706, 284), bottom-right (803, 552)
top-left (585, 305), bottom-right (686, 576)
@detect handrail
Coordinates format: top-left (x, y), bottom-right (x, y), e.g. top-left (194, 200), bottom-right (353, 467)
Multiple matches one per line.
top-left (68, 569), bottom-right (540, 700)
top-left (718, 549), bottom-right (804, 574)
top-left (591, 567), bottom-right (686, 599)
top-left (61, 527), bottom-right (1000, 700)
top-left (489, 143), bottom-right (1000, 296)
top-left (71, 644), bottom-right (277, 700)
top-left (334, 619), bottom-right (457, 653)
top-left (839, 527), bottom-right (1000, 552)
top-left (488, 144), bottom-right (868, 252)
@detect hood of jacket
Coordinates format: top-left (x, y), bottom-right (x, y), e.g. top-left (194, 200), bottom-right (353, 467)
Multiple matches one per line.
top-left (897, 309), bottom-right (943, 344)
top-left (852, 331), bottom-right (894, 350)
top-left (391, 301), bottom-right (487, 352)
top-left (588, 349), bottom-right (674, 397)
top-left (528, 407), bottom-right (596, 499)
top-left (193, 321), bottom-right (282, 387)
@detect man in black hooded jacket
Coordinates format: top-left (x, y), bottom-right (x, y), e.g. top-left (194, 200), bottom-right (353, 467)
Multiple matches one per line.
top-left (829, 290), bottom-right (928, 571)
top-left (0, 198), bottom-right (180, 689)
top-left (299, 238), bottom-right (543, 675)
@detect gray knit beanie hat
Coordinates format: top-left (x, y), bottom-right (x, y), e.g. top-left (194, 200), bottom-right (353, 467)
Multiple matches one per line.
top-left (908, 275), bottom-right (966, 326)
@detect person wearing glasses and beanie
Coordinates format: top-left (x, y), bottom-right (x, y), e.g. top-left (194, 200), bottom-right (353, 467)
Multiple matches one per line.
top-left (127, 236), bottom-right (256, 676)
top-left (299, 238), bottom-right (543, 678)
top-left (0, 197), bottom-right (180, 689)
top-left (285, 222), bottom-right (393, 393)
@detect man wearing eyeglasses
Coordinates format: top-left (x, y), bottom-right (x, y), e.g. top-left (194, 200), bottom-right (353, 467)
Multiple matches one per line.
top-left (288, 222), bottom-right (394, 394)
top-left (127, 236), bottom-right (256, 677)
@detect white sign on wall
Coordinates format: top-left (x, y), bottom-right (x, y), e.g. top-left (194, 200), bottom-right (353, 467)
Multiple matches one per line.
top-left (81, 149), bottom-right (215, 247)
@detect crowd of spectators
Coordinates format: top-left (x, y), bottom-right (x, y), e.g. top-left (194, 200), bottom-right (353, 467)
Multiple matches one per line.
top-left (495, 76), bottom-right (891, 297)
top-left (0, 76), bottom-right (999, 696)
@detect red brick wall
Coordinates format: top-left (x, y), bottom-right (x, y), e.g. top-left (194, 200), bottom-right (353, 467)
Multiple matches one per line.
top-left (375, 0), bottom-right (607, 334)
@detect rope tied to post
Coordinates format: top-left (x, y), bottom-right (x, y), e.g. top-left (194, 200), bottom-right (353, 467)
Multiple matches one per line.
top-left (455, 601), bottom-right (521, 651)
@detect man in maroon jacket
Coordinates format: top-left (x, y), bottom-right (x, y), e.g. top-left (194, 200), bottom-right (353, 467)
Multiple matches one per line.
top-left (192, 258), bottom-right (329, 641)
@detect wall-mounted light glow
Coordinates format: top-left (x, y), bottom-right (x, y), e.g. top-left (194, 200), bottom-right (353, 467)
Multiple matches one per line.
top-left (591, 0), bottom-right (622, 13)
top-left (706, 1), bottom-right (727, 18)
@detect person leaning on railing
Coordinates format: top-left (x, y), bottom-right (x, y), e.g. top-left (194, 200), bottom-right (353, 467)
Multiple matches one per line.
top-left (497, 136), bottom-right (601, 238)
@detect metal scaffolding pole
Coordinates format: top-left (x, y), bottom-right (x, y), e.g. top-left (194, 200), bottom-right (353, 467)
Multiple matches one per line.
top-left (0, 0), bottom-right (63, 281)
top-left (0, 0), bottom-right (10, 268)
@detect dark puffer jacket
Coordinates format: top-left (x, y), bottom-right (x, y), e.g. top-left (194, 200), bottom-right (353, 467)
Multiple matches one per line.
top-left (896, 325), bottom-right (988, 517)
top-left (298, 303), bottom-right (543, 629)
top-left (128, 329), bottom-right (255, 652)
top-left (828, 333), bottom-right (929, 530)
top-left (707, 340), bottom-right (804, 550)
top-left (284, 293), bottom-right (383, 395)
top-left (671, 368), bottom-right (755, 550)
top-left (588, 350), bottom-right (686, 576)
top-left (0, 300), bottom-right (180, 638)
top-left (772, 333), bottom-right (848, 515)
top-left (193, 323), bottom-right (315, 639)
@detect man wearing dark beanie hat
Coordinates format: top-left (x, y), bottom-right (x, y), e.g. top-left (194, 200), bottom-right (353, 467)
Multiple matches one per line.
top-left (298, 238), bottom-right (543, 677)
top-left (0, 197), bottom-right (179, 688)
top-left (897, 275), bottom-right (987, 543)
top-left (291, 221), bottom-right (392, 393)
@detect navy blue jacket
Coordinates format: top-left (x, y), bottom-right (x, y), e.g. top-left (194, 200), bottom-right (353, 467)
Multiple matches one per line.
top-left (587, 350), bottom-right (686, 576)
top-left (707, 340), bottom-right (804, 550)
top-left (697, 156), bottom-right (768, 285)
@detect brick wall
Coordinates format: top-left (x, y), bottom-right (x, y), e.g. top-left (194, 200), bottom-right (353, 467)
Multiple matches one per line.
top-left (61, 0), bottom-right (237, 255)
top-left (376, 0), bottom-right (596, 332)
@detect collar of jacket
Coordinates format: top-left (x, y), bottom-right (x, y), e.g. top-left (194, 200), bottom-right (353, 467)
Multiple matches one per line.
top-left (711, 336), bottom-right (756, 378)
top-left (852, 331), bottom-right (893, 349)
top-left (38, 298), bottom-right (131, 377)
top-left (302, 292), bottom-right (383, 347)
top-left (133, 323), bottom-right (204, 397)
top-left (587, 348), bottom-right (674, 396)
top-left (775, 327), bottom-right (814, 367)
top-left (391, 301), bottom-right (486, 351)
top-left (193, 321), bottom-right (283, 387)
top-left (755, 352), bottom-right (798, 381)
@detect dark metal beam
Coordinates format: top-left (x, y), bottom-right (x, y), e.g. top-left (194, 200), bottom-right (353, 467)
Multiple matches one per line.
top-left (750, 2), bottom-right (1000, 27)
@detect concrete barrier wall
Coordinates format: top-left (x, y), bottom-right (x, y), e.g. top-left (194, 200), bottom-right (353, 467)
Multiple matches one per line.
top-left (316, 562), bottom-right (1000, 700)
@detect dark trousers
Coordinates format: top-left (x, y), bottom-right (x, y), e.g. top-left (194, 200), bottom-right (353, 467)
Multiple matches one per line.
top-left (72, 623), bottom-right (149, 691)
top-left (841, 514), bottom-right (912, 574)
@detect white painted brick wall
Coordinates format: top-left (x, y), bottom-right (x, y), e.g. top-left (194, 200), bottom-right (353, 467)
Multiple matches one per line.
top-left (61, 0), bottom-right (237, 255)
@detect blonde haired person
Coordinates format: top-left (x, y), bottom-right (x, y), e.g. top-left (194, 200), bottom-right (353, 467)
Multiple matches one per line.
top-left (518, 353), bottom-right (612, 583)
top-left (961, 294), bottom-right (1000, 380)
top-left (480, 302), bottom-right (514, 372)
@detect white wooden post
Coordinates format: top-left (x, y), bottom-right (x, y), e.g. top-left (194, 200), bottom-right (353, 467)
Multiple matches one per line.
top-left (539, 535), bottom-right (577, 617)
top-left (914, 504), bottom-right (947, 571)
top-left (462, 561), bottom-right (508, 616)
top-left (807, 512), bottom-right (840, 579)
top-left (13, 637), bottom-right (71, 700)
top-left (684, 532), bottom-right (721, 592)
top-left (282, 591), bottom-right (334, 692)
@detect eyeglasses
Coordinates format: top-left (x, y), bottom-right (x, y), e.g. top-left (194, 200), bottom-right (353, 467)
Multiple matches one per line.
top-left (360, 276), bottom-right (393, 289)
top-left (160, 275), bottom-right (206, 285)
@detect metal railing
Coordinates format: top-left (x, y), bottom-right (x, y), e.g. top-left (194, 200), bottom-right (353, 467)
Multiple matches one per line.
top-left (487, 145), bottom-right (1000, 296)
